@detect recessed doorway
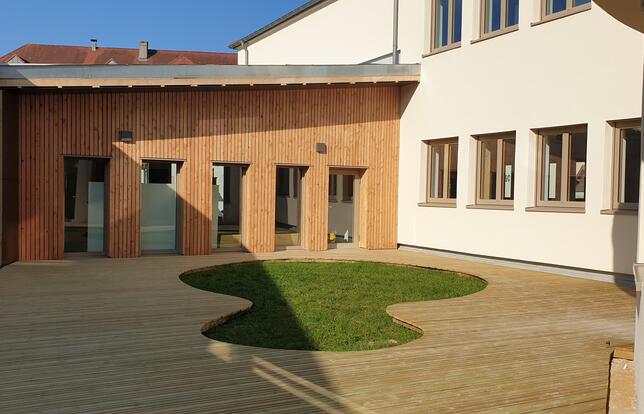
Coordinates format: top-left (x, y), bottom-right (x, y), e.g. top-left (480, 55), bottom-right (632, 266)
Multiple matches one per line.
top-left (275, 166), bottom-right (305, 248)
top-left (212, 163), bottom-right (245, 251)
top-left (64, 157), bottom-right (107, 254)
top-left (328, 169), bottom-right (361, 248)
top-left (140, 161), bottom-right (181, 253)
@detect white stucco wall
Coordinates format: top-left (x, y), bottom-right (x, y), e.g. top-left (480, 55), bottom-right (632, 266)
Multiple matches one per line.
top-left (236, 0), bottom-right (643, 274)
top-left (238, 0), bottom-right (425, 65)
top-left (398, 3), bottom-right (644, 274)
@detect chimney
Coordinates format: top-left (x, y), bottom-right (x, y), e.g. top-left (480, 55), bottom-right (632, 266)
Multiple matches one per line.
top-left (90, 39), bottom-right (98, 51)
top-left (138, 40), bottom-right (149, 61)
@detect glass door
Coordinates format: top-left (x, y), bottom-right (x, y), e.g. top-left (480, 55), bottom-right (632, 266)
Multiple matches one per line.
top-left (328, 171), bottom-right (359, 248)
top-left (275, 167), bottom-right (303, 248)
top-left (212, 164), bottom-right (244, 250)
top-left (64, 158), bottom-right (107, 254)
top-left (141, 161), bottom-right (179, 252)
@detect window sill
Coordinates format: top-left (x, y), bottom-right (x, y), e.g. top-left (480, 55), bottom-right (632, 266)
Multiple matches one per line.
top-left (466, 204), bottom-right (514, 211)
top-left (600, 208), bottom-right (638, 216)
top-left (531, 4), bottom-right (591, 27)
top-left (525, 206), bottom-right (585, 214)
top-left (418, 201), bottom-right (457, 208)
top-left (422, 42), bottom-right (461, 58)
top-left (471, 26), bottom-right (519, 44)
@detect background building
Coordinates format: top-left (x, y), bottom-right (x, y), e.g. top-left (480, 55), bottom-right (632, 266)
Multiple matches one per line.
top-left (0, 40), bottom-right (237, 65)
top-left (230, 0), bottom-right (425, 65)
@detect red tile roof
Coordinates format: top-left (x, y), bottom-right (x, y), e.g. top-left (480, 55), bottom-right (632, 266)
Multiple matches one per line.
top-left (0, 43), bottom-right (237, 65)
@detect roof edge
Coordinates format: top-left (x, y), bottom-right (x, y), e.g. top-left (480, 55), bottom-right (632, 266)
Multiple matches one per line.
top-left (228, 0), bottom-right (333, 50)
top-left (0, 63), bottom-right (421, 88)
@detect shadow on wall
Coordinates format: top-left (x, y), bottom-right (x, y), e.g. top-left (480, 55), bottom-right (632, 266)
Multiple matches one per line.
top-left (181, 261), bottom-right (363, 412)
top-left (612, 214), bottom-right (638, 298)
top-left (18, 86), bottom-right (399, 260)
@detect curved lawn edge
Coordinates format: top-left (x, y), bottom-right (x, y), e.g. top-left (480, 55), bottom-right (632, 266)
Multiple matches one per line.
top-left (179, 259), bottom-right (487, 352)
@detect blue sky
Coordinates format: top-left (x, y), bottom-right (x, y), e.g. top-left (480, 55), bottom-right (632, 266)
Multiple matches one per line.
top-left (0, 0), bottom-right (309, 55)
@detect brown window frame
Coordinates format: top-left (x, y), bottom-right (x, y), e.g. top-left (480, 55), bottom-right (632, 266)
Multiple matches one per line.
top-left (539, 0), bottom-right (591, 22)
top-left (425, 138), bottom-right (458, 205)
top-left (535, 124), bottom-right (588, 209)
top-left (475, 133), bottom-right (516, 207)
top-left (430, 0), bottom-right (462, 54)
top-left (611, 119), bottom-right (642, 211)
top-left (479, 0), bottom-right (519, 39)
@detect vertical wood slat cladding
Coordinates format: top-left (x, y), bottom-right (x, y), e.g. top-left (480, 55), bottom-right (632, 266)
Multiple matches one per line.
top-left (18, 86), bottom-right (400, 260)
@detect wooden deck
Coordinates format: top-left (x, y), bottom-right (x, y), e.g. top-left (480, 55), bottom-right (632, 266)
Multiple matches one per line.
top-left (0, 249), bottom-right (635, 413)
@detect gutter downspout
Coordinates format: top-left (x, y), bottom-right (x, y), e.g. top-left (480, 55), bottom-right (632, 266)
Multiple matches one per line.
top-left (392, 0), bottom-right (399, 64)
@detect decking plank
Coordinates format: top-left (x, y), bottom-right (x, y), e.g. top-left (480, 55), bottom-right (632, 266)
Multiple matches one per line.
top-left (0, 249), bottom-right (634, 413)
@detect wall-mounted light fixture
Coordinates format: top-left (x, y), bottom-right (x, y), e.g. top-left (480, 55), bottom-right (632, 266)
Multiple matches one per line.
top-left (316, 143), bottom-right (327, 154)
top-left (119, 130), bottom-right (134, 143)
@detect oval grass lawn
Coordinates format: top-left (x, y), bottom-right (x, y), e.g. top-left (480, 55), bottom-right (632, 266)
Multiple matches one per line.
top-left (181, 260), bottom-right (485, 352)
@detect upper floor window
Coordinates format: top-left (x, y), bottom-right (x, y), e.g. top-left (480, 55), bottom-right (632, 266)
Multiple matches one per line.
top-left (426, 138), bottom-right (459, 204)
top-left (432, 0), bottom-right (462, 51)
top-left (481, 0), bottom-right (519, 35)
top-left (612, 120), bottom-right (642, 210)
top-left (542, 0), bottom-right (591, 19)
top-left (476, 133), bottom-right (516, 205)
top-left (536, 125), bottom-right (587, 208)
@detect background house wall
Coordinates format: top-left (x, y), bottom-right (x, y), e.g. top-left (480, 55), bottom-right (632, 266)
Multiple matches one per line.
top-left (17, 86), bottom-right (400, 260)
top-left (237, 0), bottom-right (425, 65)
top-left (398, 3), bottom-right (643, 274)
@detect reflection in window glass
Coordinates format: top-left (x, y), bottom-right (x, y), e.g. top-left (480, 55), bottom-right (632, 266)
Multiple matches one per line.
top-left (427, 140), bottom-right (458, 201)
top-left (435, 0), bottom-right (450, 48)
top-left (276, 167), bottom-right (302, 247)
top-left (448, 143), bottom-right (459, 198)
top-left (212, 165), bottom-right (243, 250)
top-left (619, 127), bottom-right (641, 204)
top-left (543, 135), bottom-right (563, 201)
top-left (480, 139), bottom-right (498, 200)
top-left (568, 133), bottom-right (587, 202)
top-left (453, 0), bottom-right (462, 43)
top-left (342, 175), bottom-right (354, 202)
top-left (546, 0), bottom-right (567, 15)
top-left (64, 158), bottom-right (106, 253)
top-left (329, 174), bottom-right (357, 244)
top-left (430, 144), bottom-right (445, 198)
top-left (485, 0), bottom-right (502, 33)
top-left (507, 0), bottom-right (519, 27)
top-left (573, 0), bottom-right (591, 6)
top-left (477, 136), bottom-right (515, 203)
top-left (329, 175), bottom-right (338, 200)
top-left (502, 139), bottom-right (515, 200)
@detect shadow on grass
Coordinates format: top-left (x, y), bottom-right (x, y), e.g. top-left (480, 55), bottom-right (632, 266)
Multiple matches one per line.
top-left (180, 260), bottom-right (486, 352)
top-left (184, 261), bottom-right (318, 350)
